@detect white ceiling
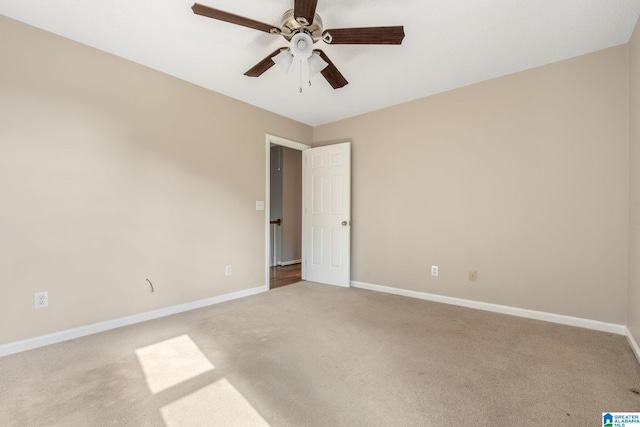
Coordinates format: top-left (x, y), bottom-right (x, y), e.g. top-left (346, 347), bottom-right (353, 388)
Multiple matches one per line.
top-left (1, 1), bottom-right (639, 126)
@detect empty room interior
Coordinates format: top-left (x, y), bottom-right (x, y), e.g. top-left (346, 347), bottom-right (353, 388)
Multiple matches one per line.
top-left (1, 1), bottom-right (640, 425)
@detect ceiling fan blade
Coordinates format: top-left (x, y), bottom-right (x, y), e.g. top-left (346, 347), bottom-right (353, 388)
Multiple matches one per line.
top-left (324, 26), bottom-right (405, 45)
top-left (192, 3), bottom-right (277, 34)
top-left (294, 0), bottom-right (318, 25)
top-left (315, 50), bottom-right (348, 89)
top-left (244, 49), bottom-right (284, 77)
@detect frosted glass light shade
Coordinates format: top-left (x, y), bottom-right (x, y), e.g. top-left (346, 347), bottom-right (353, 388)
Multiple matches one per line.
top-left (308, 52), bottom-right (329, 76)
top-left (272, 49), bottom-right (294, 73)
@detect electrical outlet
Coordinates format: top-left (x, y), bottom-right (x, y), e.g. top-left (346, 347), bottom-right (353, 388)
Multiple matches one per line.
top-left (469, 270), bottom-right (477, 282)
top-left (431, 266), bottom-right (438, 277)
top-left (34, 291), bottom-right (48, 309)
top-left (225, 265), bottom-right (232, 276)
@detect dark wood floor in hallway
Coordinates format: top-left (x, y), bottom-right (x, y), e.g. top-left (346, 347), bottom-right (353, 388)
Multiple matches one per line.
top-left (270, 263), bottom-right (302, 289)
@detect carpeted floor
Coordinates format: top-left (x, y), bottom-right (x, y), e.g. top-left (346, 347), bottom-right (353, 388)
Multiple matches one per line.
top-left (1, 282), bottom-right (639, 426)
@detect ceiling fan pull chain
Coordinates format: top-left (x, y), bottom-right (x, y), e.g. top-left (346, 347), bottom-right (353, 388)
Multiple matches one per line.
top-left (299, 60), bottom-right (303, 93)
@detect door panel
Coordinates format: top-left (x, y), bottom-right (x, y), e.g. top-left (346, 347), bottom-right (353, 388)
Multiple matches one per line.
top-left (303, 142), bottom-right (351, 287)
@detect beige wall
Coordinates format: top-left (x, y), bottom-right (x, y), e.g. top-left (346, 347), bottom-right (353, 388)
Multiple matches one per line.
top-left (281, 147), bottom-right (302, 262)
top-left (1, 12), bottom-right (637, 346)
top-left (629, 18), bottom-right (640, 344)
top-left (0, 16), bottom-right (312, 344)
top-left (270, 146), bottom-right (283, 265)
top-left (268, 145), bottom-right (301, 265)
top-left (314, 46), bottom-right (630, 324)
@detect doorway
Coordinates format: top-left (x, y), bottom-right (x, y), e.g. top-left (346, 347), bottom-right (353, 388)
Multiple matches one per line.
top-left (264, 135), bottom-right (352, 289)
top-left (265, 135), bottom-right (310, 289)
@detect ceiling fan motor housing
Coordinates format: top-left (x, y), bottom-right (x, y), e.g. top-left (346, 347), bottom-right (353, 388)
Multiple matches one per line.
top-left (280, 9), bottom-right (324, 41)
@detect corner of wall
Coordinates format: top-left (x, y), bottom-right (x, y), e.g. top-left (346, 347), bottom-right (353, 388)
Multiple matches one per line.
top-left (627, 16), bottom-right (640, 354)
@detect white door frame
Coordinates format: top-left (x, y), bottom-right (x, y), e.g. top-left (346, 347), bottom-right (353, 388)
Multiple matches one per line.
top-left (264, 134), bottom-right (311, 289)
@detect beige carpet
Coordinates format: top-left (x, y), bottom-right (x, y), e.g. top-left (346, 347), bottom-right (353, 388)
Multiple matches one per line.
top-left (1, 283), bottom-right (639, 426)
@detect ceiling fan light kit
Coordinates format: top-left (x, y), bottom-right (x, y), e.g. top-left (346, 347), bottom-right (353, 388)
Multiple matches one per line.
top-left (308, 52), bottom-right (329, 76)
top-left (191, 0), bottom-right (405, 90)
top-left (272, 49), bottom-right (294, 72)
top-left (290, 33), bottom-right (314, 59)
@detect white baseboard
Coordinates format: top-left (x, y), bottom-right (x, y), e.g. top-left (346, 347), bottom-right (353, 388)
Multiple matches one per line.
top-left (277, 259), bottom-right (301, 266)
top-left (350, 281), bottom-right (627, 336)
top-left (627, 328), bottom-right (640, 365)
top-left (5, 281), bottom-right (635, 362)
top-left (0, 285), bottom-right (268, 358)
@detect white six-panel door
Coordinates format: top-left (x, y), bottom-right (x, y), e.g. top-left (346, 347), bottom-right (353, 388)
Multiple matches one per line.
top-left (302, 142), bottom-right (351, 287)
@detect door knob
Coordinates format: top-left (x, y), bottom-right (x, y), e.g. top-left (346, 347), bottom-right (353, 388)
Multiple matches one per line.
top-left (341, 221), bottom-right (349, 226)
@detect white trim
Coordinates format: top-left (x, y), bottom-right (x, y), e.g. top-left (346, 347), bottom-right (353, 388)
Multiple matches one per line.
top-left (3, 280), bottom-right (635, 362)
top-left (350, 281), bottom-right (627, 335)
top-left (0, 285), bottom-right (267, 357)
top-left (265, 134), bottom-right (310, 288)
top-left (627, 328), bottom-right (640, 364)
top-left (266, 134), bottom-right (311, 151)
top-left (278, 259), bottom-right (302, 266)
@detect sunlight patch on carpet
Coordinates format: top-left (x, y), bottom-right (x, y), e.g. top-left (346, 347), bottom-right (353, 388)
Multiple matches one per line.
top-left (160, 378), bottom-right (270, 427)
top-left (135, 334), bottom-right (214, 394)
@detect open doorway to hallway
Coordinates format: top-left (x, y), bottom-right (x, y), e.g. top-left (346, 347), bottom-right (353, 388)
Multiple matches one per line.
top-left (268, 143), bottom-right (303, 289)
top-left (265, 135), bottom-right (351, 289)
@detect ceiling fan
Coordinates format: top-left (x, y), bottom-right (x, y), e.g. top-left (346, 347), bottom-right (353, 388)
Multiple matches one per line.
top-left (191, 0), bottom-right (405, 89)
